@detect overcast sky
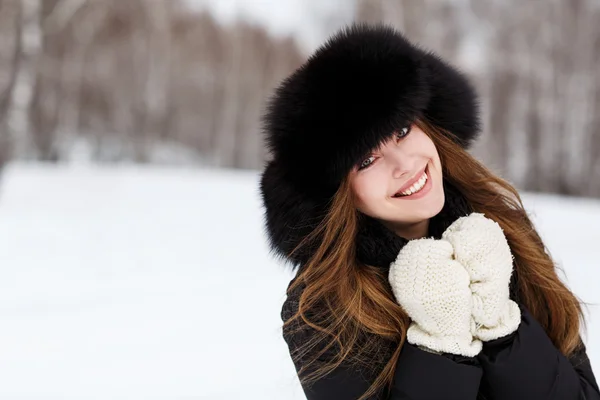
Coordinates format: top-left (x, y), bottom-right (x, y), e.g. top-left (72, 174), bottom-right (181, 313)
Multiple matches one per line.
top-left (183, 0), bottom-right (354, 51)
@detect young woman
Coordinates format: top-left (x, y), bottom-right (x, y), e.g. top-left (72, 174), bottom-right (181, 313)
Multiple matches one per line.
top-left (259, 24), bottom-right (599, 400)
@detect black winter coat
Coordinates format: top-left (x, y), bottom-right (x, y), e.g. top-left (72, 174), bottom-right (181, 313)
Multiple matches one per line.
top-left (283, 286), bottom-right (599, 399)
top-left (280, 185), bottom-right (599, 400)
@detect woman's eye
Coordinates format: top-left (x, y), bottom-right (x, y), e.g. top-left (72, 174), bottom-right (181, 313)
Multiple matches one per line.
top-left (358, 155), bottom-right (375, 170)
top-left (396, 125), bottom-right (412, 140)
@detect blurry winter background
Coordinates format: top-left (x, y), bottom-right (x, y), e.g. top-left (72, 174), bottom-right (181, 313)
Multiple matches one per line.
top-left (0, 0), bottom-right (599, 399)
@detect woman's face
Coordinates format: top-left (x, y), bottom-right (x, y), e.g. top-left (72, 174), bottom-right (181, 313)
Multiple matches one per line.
top-left (349, 124), bottom-right (445, 239)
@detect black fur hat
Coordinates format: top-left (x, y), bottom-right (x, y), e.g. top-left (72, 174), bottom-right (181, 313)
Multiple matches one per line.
top-left (259, 24), bottom-right (481, 267)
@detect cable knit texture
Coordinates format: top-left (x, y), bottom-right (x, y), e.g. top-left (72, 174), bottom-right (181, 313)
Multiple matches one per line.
top-left (389, 238), bottom-right (483, 357)
top-left (442, 213), bottom-right (521, 341)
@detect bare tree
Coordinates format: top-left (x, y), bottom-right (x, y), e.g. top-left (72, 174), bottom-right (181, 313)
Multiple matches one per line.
top-left (0, 0), bottom-right (21, 170)
top-left (19, 1), bottom-right (304, 167)
top-left (5, 0), bottom-right (41, 160)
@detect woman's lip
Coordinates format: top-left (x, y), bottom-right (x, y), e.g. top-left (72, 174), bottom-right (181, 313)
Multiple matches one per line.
top-left (395, 165), bottom-right (428, 195)
top-left (393, 164), bottom-right (432, 199)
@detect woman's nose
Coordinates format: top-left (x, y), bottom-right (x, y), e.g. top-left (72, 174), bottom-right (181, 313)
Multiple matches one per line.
top-left (385, 145), bottom-right (412, 179)
top-left (392, 163), bottom-right (410, 179)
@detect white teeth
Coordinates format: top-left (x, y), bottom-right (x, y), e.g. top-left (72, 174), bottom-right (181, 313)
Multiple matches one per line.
top-left (400, 172), bottom-right (428, 196)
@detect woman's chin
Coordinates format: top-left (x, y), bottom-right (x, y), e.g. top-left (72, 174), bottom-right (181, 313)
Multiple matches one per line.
top-left (383, 193), bottom-right (445, 225)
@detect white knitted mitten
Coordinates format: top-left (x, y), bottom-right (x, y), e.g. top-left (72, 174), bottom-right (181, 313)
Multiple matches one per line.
top-left (389, 238), bottom-right (482, 357)
top-left (442, 213), bottom-right (521, 342)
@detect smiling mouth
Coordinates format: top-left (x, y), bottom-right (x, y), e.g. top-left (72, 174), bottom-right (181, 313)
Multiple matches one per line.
top-left (393, 166), bottom-right (429, 197)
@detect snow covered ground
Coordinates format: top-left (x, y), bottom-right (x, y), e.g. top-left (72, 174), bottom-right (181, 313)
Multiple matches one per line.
top-left (0, 164), bottom-right (598, 399)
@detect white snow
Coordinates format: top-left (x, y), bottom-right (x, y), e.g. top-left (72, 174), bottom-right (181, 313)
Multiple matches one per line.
top-left (0, 163), bottom-right (598, 399)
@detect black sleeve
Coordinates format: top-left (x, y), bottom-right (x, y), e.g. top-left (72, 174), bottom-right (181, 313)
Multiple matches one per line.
top-left (389, 343), bottom-right (483, 399)
top-left (477, 305), bottom-right (600, 399)
top-left (282, 286), bottom-right (483, 400)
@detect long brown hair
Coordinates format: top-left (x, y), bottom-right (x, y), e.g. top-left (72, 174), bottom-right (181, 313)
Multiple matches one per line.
top-left (283, 119), bottom-right (586, 399)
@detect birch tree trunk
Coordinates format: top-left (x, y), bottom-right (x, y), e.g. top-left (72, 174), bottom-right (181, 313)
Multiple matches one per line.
top-left (52, 0), bottom-right (89, 161)
top-left (214, 24), bottom-right (243, 167)
top-left (139, 0), bottom-right (172, 162)
top-left (6, 0), bottom-right (42, 160)
top-left (0, 0), bottom-right (21, 170)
